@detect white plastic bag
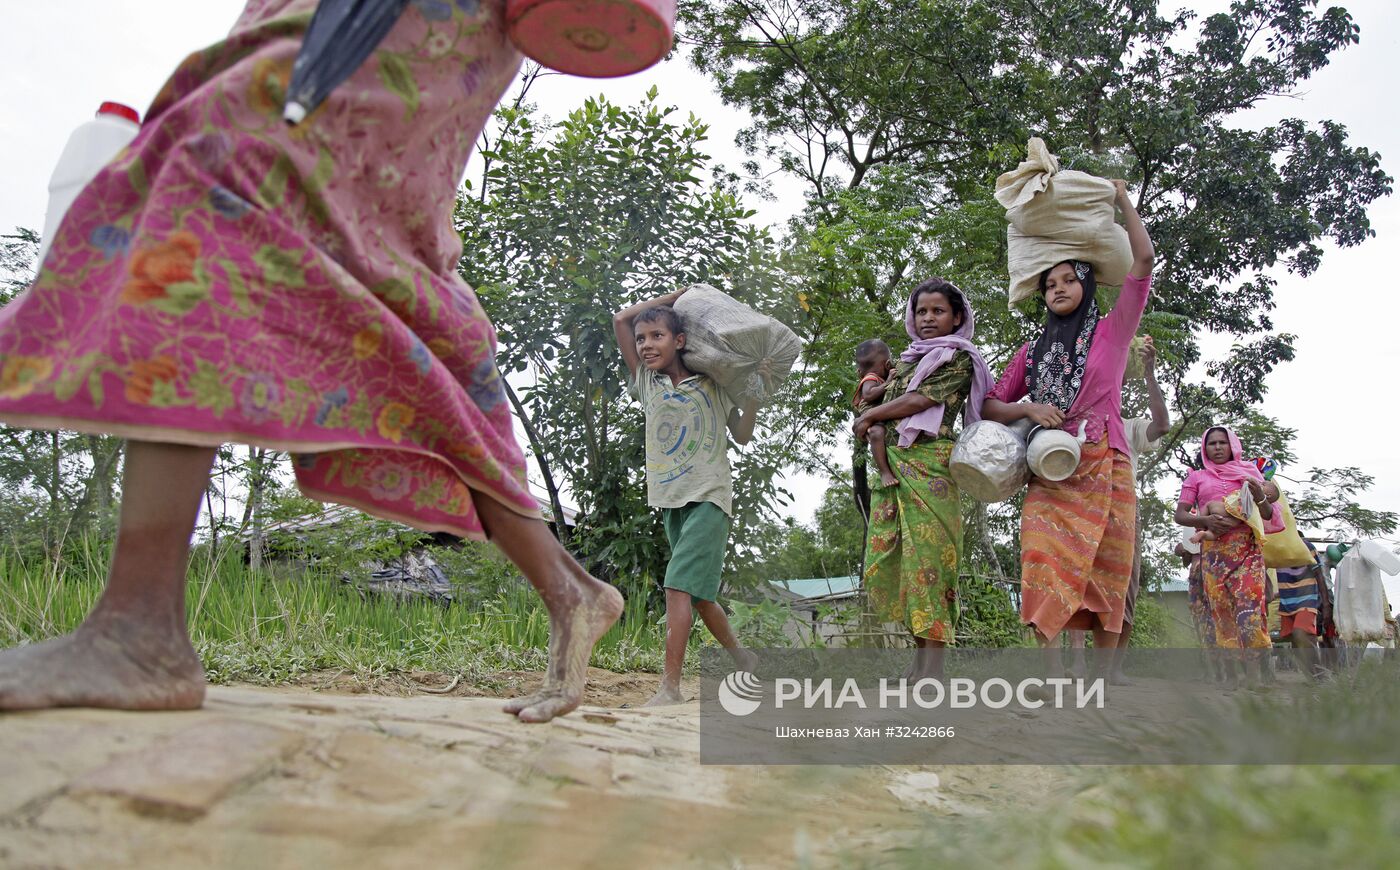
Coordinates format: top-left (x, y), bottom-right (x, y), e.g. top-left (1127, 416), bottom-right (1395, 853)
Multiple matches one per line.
top-left (673, 283), bottom-right (801, 405)
top-left (996, 138), bottom-right (1133, 304)
top-left (1358, 539), bottom-right (1400, 574)
top-left (1334, 543), bottom-right (1394, 644)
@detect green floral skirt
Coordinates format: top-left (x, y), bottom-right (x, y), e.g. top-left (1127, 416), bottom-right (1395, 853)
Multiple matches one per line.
top-left (862, 439), bottom-right (962, 643)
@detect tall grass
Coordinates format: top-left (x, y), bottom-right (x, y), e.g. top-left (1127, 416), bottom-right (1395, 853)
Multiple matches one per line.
top-left (0, 538), bottom-right (667, 685)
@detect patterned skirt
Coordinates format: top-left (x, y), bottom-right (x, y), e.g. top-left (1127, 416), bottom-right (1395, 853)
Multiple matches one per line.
top-left (862, 439), bottom-right (962, 643)
top-left (1187, 556), bottom-right (1216, 647)
top-left (0, 1), bottom-right (538, 539)
top-left (1019, 437), bottom-right (1135, 638)
top-left (1200, 525), bottom-right (1272, 650)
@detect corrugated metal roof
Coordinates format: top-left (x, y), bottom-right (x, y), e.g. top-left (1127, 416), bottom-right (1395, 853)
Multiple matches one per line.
top-left (769, 576), bottom-right (861, 599)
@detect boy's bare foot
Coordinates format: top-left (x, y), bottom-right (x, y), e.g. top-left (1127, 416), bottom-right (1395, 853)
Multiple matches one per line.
top-left (642, 684), bottom-right (686, 707)
top-left (878, 470), bottom-right (899, 489)
top-left (0, 616), bottom-right (205, 711)
top-left (731, 647), bottom-right (759, 674)
top-left (509, 574), bottom-right (624, 724)
top-left (1022, 682), bottom-right (1057, 703)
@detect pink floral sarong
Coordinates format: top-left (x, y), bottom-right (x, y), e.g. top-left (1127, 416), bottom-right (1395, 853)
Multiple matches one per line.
top-left (0, 0), bottom-right (537, 539)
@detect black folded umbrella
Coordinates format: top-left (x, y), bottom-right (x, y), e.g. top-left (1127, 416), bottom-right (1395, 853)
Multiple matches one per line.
top-left (283, 0), bottom-right (411, 124)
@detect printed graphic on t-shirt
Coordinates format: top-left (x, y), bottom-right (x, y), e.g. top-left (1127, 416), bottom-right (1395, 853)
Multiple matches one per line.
top-left (650, 383), bottom-right (725, 486)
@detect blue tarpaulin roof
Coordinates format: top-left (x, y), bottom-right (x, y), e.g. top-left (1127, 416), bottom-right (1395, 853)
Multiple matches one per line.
top-left (770, 576), bottom-right (861, 598)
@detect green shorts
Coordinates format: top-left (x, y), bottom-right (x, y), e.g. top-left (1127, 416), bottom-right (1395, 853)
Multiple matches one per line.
top-left (662, 501), bottom-right (731, 603)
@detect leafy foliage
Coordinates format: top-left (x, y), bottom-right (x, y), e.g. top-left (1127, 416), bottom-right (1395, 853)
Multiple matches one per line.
top-left (457, 88), bottom-right (798, 598)
top-left (0, 228), bottom-right (39, 304)
top-left (681, 0), bottom-right (1395, 567)
top-left (0, 538), bottom-right (668, 682)
top-left (1, 228), bottom-right (125, 554)
top-left (729, 478), bottom-right (865, 589)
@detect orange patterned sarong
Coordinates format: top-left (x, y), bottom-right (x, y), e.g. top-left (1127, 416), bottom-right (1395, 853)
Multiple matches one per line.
top-left (1019, 437), bottom-right (1135, 637)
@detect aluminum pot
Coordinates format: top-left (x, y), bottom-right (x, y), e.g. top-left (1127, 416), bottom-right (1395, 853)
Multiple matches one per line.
top-left (950, 420), bottom-right (1029, 502)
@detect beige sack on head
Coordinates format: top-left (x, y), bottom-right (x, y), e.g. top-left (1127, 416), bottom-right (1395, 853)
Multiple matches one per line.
top-left (997, 138), bottom-right (1133, 304)
top-left (673, 283), bottom-right (802, 406)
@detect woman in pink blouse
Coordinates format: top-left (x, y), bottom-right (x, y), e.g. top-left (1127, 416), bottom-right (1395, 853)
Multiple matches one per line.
top-left (1174, 427), bottom-right (1279, 685)
top-left (982, 180), bottom-right (1154, 674)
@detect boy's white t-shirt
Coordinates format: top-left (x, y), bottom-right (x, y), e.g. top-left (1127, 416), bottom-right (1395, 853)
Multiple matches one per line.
top-left (1122, 416), bottom-right (1162, 481)
top-left (630, 367), bottom-right (735, 516)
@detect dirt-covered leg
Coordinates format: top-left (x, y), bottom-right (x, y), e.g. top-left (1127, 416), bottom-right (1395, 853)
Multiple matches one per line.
top-left (643, 589), bottom-right (691, 707)
top-left (0, 441), bottom-right (214, 711)
top-left (476, 496), bottom-right (622, 722)
top-left (693, 599), bottom-right (758, 673)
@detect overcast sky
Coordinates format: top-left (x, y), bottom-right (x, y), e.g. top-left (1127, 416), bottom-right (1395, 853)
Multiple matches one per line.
top-left (2, 2), bottom-right (1397, 567)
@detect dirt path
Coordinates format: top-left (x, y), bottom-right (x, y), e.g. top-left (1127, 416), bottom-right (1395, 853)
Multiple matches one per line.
top-left (289, 666), bottom-right (698, 711)
top-left (0, 673), bottom-right (1075, 869)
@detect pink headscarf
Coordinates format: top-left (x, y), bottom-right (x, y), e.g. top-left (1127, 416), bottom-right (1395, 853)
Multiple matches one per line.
top-left (1194, 425), bottom-right (1285, 533)
top-left (1198, 426), bottom-right (1263, 487)
top-left (895, 284), bottom-right (994, 448)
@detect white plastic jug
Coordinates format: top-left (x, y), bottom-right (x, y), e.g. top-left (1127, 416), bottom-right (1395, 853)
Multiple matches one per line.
top-left (37, 102), bottom-right (141, 265)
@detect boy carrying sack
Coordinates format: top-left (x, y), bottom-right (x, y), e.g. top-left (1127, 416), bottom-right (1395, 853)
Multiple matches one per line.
top-left (613, 287), bottom-right (765, 705)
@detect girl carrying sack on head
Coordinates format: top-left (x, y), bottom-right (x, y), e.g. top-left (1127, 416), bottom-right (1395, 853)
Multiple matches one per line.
top-left (982, 145), bottom-right (1156, 680)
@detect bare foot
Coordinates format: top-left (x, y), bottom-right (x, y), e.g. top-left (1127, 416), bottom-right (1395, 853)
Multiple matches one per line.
top-left (502, 683), bottom-right (555, 715)
top-left (731, 647), bottom-right (759, 674)
top-left (0, 617), bottom-right (204, 711)
top-left (1190, 530), bottom-right (1213, 544)
top-left (878, 471), bottom-right (899, 489)
top-left (502, 612), bottom-right (569, 715)
top-left (1109, 671), bottom-right (1133, 686)
top-left (511, 574), bottom-right (624, 724)
top-left (642, 684), bottom-right (686, 707)
top-left (1022, 683), bottom-right (1057, 703)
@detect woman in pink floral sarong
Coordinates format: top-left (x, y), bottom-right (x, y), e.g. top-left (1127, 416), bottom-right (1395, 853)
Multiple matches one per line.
top-left (0, 0), bottom-right (621, 722)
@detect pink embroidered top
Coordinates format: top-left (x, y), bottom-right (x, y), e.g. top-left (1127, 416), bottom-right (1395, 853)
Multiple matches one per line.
top-left (1178, 427), bottom-right (1286, 533)
top-left (1179, 470), bottom-right (1252, 509)
top-left (987, 272), bottom-right (1151, 456)
top-left (1179, 473), bottom-right (1288, 534)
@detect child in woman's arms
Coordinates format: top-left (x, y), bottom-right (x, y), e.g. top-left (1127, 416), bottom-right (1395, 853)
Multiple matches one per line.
top-left (1191, 478), bottom-right (1279, 543)
top-left (853, 339), bottom-right (899, 489)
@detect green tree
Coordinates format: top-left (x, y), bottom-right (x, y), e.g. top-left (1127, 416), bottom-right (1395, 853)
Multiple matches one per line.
top-left (1, 228), bottom-right (124, 552)
top-left (682, 0), bottom-right (1393, 579)
top-left (729, 478), bottom-right (867, 589)
top-left (456, 86), bottom-right (796, 597)
top-left (1, 228), bottom-right (40, 305)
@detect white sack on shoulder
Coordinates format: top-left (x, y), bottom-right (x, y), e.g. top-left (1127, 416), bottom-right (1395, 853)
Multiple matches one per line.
top-left (997, 137), bottom-right (1133, 303)
top-left (673, 283), bottom-right (801, 406)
